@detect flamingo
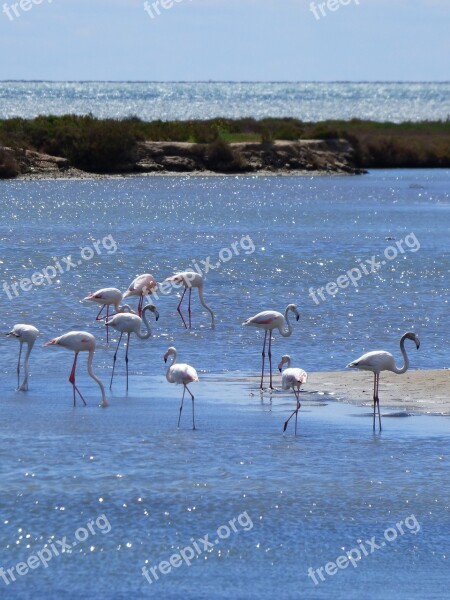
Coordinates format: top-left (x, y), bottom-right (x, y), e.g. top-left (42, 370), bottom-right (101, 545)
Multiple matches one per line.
top-left (278, 355), bottom-right (308, 435)
top-left (44, 331), bottom-right (108, 407)
top-left (346, 331), bottom-right (420, 431)
top-left (123, 274), bottom-right (158, 317)
top-left (164, 346), bottom-right (199, 430)
top-left (164, 271), bottom-right (215, 329)
top-left (83, 287), bottom-right (134, 342)
top-left (7, 324), bottom-right (39, 391)
top-left (243, 304), bottom-right (300, 390)
top-left (106, 304), bottom-right (159, 390)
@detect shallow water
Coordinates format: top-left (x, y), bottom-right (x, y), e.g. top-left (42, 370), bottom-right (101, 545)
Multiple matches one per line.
top-left (0, 170), bottom-right (449, 598)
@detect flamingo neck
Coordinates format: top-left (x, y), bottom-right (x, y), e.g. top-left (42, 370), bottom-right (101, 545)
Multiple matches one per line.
top-left (136, 307), bottom-right (152, 340)
top-left (22, 340), bottom-right (34, 385)
top-left (166, 352), bottom-right (177, 382)
top-left (392, 334), bottom-right (410, 374)
top-left (87, 350), bottom-right (108, 407)
top-left (197, 285), bottom-right (215, 329)
top-left (279, 307), bottom-right (293, 338)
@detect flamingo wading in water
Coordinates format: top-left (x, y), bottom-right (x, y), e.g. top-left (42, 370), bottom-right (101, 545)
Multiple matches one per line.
top-left (106, 304), bottom-right (159, 390)
top-left (278, 355), bottom-right (308, 435)
top-left (164, 272), bottom-right (215, 329)
top-left (164, 346), bottom-right (199, 430)
top-left (123, 274), bottom-right (158, 317)
top-left (44, 331), bottom-right (108, 407)
top-left (7, 324), bottom-right (39, 391)
top-left (243, 304), bottom-right (300, 390)
top-left (346, 331), bottom-right (420, 431)
top-left (83, 287), bottom-right (134, 342)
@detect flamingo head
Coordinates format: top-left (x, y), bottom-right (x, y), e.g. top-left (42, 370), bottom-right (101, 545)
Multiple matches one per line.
top-left (164, 347), bottom-right (177, 363)
top-left (287, 304), bottom-right (300, 321)
top-left (43, 338), bottom-right (59, 347)
top-left (278, 354), bottom-right (291, 372)
top-left (404, 332), bottom-right (420, 350)
top-left (144, 304), bottom-right (159, 321)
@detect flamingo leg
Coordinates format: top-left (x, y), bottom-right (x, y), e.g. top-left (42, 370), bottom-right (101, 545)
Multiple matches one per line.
top-left (110, 332), bottom-right (123, 389)
top-left (372, 373), bottom-right (377, 431)
top-left (105, 304), bottom-right (110, 343)
top-left (260, 330), bottom-right (268, 390)
top-left (138, 296), bottom-right (143, 318)
top-left (185, 384), bottom-right (195, 430)
top-left (17, 342), bottom-right (23, 389)
top-left (376, 373), bottom-right (382, 431)
top-left (95, 304), bottom-right (106, 321)
top-left (177, 288), bottom-right (188, 328)
top-left (283, 394), bottom-right (301, 434)
top-left (68, 352), bottom-right (87, 407)
top-left (178, 386), bottom-right (186, 428)
top-left (125, 332), bottom-right (130, 391)
top-left (188, 288), bottom-right (192, 329)
top-left (268, 333), bottom-right (273, 390)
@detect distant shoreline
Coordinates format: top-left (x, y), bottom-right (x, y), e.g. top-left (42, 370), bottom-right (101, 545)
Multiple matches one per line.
top-left (1, 115), bottom-right (449, 179)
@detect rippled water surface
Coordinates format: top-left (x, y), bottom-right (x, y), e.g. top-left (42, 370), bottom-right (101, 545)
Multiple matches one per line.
top-left (0, 171), bottom-right (449, 599)
top-left (1, 81), bottom-right (449, 122)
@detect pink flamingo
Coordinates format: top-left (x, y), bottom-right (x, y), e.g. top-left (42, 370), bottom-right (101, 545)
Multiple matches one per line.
top-left (123, 274), bottom-right (158, 317)
top-left (106, 304), bottom-right (159, 390)
top-left (164, 346), bottom-right (199, 429)
top-left (7, 324), bottom-right (39, 391)
top-left (243, 304), bottom-right (300, 390)
top-left (83, 287), bottom-right (134, 342)
top-left (278, 354), bottom-right (308, 434)
top-left (44, 331), bottom-right (108, 407)
top-left (347, 332), bottom-right (420, 431)
top-left (164, 271), bottom-right (215, 329)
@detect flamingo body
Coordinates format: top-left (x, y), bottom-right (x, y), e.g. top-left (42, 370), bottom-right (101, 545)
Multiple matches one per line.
top-left (347, 332), bottom-right (420, 430)
top-left (84, 287), bottom-right (134, 342)
top-left (164, 271), bottom-right (215, 329)
top-left (44, 331), bottom-right (108, 407)
top-left (123, 274), bottom-right (158, 317)
top-left (7, 324), bottom-right (39, 391)
top-left (164, 346), bottom-right (198, 429)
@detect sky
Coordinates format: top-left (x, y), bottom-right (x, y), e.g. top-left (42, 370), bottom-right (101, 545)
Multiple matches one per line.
top-left (0, 0), bottom-right (448, 81)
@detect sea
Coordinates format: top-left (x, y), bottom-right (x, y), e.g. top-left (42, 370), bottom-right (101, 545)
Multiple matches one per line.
top-left (0, 83), bottom-right (449, 599)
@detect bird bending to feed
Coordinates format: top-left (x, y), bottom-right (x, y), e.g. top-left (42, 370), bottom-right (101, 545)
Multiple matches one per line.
top-left (346, 331), bottom-right (420, 431)
top-left (106, 304), bottom-right (159, 390)
top-left (164, 271), bottom-right (215, 329)
top-left (123, 274), bottom-right (158, 317)
top-left (243, 304), bottom-right (300, 390)
top-left (44, 331), bottom-right (108, 408)
top-left (7, 324), bottom-right (39, 391)
top-left (278, 355), bottom-right (308, 435)
top-left (83, 287), bottom-right (134, 343)
top-left (164, 346), bottom-right (199, 430)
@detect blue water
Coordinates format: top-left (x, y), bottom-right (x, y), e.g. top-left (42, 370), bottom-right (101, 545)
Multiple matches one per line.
top-left (0, 170), bottom-right (449, 599)
top-left (1, 81), bottom-right (449, 122)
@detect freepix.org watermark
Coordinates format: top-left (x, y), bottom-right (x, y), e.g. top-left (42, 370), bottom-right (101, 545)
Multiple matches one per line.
top-left (307, 514), bottom-right (420, 586)
top-left (143, 0), bottom-right (191, 21)
top-left (141, 511), bottom-right (254, 586)
top-left (0, 514), bottom-right (112, 586)
top-left (2, 0), bottom-right (54, 22)
top-left (308, 232), bottom-right (420, 306)
top-left (2, 235), bottom-right (118, 300)
top-left (309, 0), bottom-right (361, 21)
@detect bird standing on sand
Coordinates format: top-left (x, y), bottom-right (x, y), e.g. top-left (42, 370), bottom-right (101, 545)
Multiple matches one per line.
top-left (278, 354), bottom-right (308, 435)
top-left (7, 324), bottom-right (39, 391)
top-left (83, 287), bottom-right (134, 342)
top-left (164, 271), bottom-right (215, 329)
top-left (106, 304), bottom-right (159, 390)
top-left (123, 274), bottom-right (158, 317)
top-left (347, 331), bottom-right (420, 431)
top-left (164, 346), bottom-right (199, 430)
top-left (44, 331), bottom-right (108, 407)
top-left (243, 304), bottom-right (300, 390)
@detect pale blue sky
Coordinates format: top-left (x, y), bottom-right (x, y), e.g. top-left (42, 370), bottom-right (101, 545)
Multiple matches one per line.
top-left (0, 0), bottom-right (448, 81)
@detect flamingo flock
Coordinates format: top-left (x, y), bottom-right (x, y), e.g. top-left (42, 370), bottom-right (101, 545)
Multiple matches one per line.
top-left (5, 267), bottom-right (421, 433)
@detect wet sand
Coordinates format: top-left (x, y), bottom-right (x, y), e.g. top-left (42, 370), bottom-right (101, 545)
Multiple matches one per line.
top-left (236, 369), bottom-right (450, 416)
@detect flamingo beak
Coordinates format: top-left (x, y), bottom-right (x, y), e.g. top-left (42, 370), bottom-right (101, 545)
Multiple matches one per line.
top-left (278, 367), bottom-right (282, 373)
